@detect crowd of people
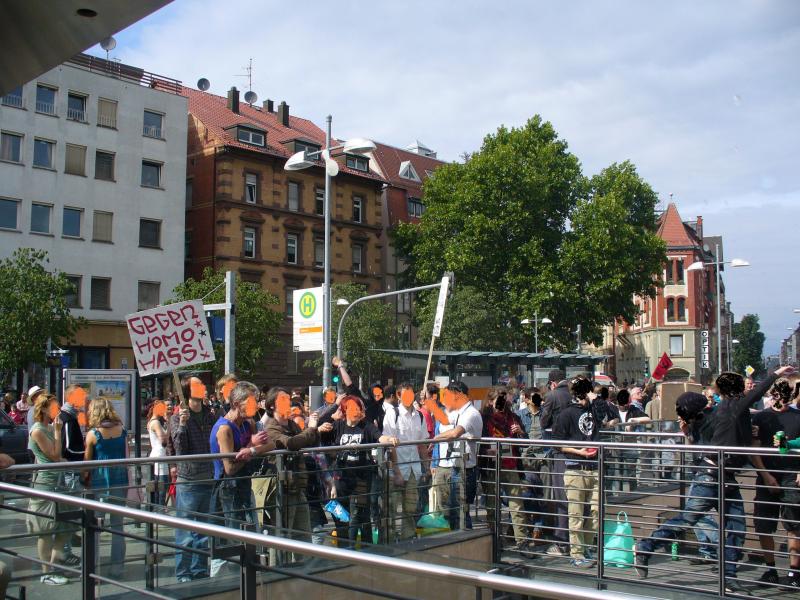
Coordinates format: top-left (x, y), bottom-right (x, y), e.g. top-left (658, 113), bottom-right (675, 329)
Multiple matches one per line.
top-left (1, 361), bottom-right (800, 595)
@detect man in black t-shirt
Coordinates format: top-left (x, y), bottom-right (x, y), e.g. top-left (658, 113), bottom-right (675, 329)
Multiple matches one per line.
top-left (751, 378), bottom-right (800, 587)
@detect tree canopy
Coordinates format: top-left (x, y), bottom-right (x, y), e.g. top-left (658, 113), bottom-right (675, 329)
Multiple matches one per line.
top-left (169, 268), bottom-right (283, 377)
top-left (0, 248), bottom-right (84, 384)
top-left (394, 116), bottom-right (666, 349)
top-left (732, 314), bottom-right (765, 377)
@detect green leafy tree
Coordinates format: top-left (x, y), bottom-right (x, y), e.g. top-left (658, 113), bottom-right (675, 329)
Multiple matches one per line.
top-left (306, 282), bottom-right (397, 382)
top-left (394, 117), bottom-right (666, 349)
top-left (0, 248), bottom-right (84, 384)
top-left (732, 314), bottom-right (765, 377)
top-left (169, 268), bottom-right (283, 377)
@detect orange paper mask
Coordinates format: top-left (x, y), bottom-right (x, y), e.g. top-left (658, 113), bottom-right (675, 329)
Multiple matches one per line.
top-left (47, 400), bottom-right (60, 420)
top-left (77, 412), bottom-right (87, 427)
top-left (190, 379), bottom-right (207, 400)
top-left (221, 380), bottom-right (236, 402)
top-left (372, 387), bottom-right (383, 401)
top-left (292, 407), bottom-right (306, 430)
top-left (324, 390), bottom-right (337, 404)
top-left (66, 387), bottom-right (87, 409)
top-left (424, 398), bottom-right (449, 425)
top-left (345, 398), bottom-right (365, 422)
top-left (400, 388), bottom-right (415, 408)
top-left (152, 400), bottom-right (167, 418)
top-left (275, 392), bottom-right (292, 419)
top-left (244, 395), bottom-right (258, 418)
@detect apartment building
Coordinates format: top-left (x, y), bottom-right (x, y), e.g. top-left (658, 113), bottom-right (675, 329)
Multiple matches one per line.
top-left (0, 54), bottom-right (188, 370)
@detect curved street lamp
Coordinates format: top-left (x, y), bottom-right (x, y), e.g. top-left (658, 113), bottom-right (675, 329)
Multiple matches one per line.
top-left (521, 314), bottom-right (552, 353)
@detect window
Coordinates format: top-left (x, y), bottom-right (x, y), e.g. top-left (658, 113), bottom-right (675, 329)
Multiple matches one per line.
top-left (1, 86), bottom-right (23, 108)
top-left (243, 227), bottom-right (256, 258)
top-left (0, 199), bottom-right (19, 229)
top-left (35, 85), bottom-right (56, 115)
top-left (30, 203), bottom-right (51, 234)
top-left (288, 182), bottom-right (299, 212)
top-left (346, 154), bottom-right (369, 172)
top-left (399, 160), bottom-right (420, 181)
top-left (237, 128), bottom-right (265, 146)
top-left (97, 98), bottom-right (117, 128)
top-left (141, 160), bottom-right (162, 188)
top-left (64, 144), bottom-right (86, 175)
top-left (137, 281), bottom-right (160, 310)
top-left (67, 93), bottom-right (86, 122)
top-left (95, 150), bottom-right (115, 180)
top-left (315, 187), bottom-right (324, 215)
top-left (294, 140), bottom-right (320, 155)
top-left (245, 173), bottom-right (258, 204)
top-left (666, 297), bottom-right (675, 322)
top-left (678, 297), bottom-right (686, 321)
top-left (286, 287), bottom-right (297, 317)
top-left (139, 219), bottom-right (161, 248)
top-left (287, 233), bottom-right (298, 264)
top-left (33, 139), bottom-right (54, 168)
top-left (143, 110), bottom-right (163, 138)
top-left (64, 275), bottom-right (81, 308)
top-left (407, 197), bottom-right (424, 217)
top-left (90, 277), bottom-right (111, 310)
top-left (0, 132), bottom-right (22, 163)
top-left (92, 211), bottom-right (113, 242)
top-left (666, 260), bottom-right (675, 284)
top-left (185, 179), bottom-right (193, 208)
top-left (62, 207), bottom-right (82, 237)
top-left (185, 231), bottom-right (192, 260)
top-left (352, 243), bottom-right (363, 273)
top-left (669, 334), bottom-right (684, 356)
top-left (314, 239), bottom-right (324, 268)
top-left (352, 196), bottom-right (363, 223)
top-left (675, 259), bottom-right (684, 284)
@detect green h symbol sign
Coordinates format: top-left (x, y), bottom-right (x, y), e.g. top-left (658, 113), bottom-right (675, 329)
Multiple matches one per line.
top-left (299, 292), bottom-right (316, 319)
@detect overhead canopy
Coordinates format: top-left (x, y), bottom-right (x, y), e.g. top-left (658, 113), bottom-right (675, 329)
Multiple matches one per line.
top-left (373, 348), bottom-right (611, 363)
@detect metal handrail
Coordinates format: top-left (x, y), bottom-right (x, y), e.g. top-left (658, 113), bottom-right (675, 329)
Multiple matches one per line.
top-left (0, 481), bottom-right (653, 600)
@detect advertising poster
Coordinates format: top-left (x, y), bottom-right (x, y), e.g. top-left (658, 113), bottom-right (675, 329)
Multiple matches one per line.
top-left (63, 370), bottom-right (137, 430)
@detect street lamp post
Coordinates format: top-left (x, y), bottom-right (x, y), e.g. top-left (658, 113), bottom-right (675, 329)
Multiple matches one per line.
top-left (284, 119), bottom-right (375, 387)
top-left (686, 243), bottom-right (749, 375)
top-left (521, 314), bottom-right (552, 353)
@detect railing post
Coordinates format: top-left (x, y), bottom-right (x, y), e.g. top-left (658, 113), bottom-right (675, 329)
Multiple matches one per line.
top-left (382, 448), bottom-right (392, 544)
top-left (597, 443), bottom-right (606, 582)
top-left (81, 507), bottom-right (97, 600)
top-left (240, 542), bottom-right (258, 600)
top-left (273, 453), bottom-right (285, 566)
top-left (717, 449), bottom-right (725, 597)
top-left (678, 445), bottom-right (686, 511)
top-left (457, 441), bottom-right (466, 531)
top-left (493, 440), bottom-right (502, 563)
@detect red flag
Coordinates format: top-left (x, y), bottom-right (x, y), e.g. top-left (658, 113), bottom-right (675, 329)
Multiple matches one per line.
top-left (651, 352), bottom-right (674, 381)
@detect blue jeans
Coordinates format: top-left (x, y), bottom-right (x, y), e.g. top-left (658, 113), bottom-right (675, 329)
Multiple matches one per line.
top-left (637, 472), bottom-right (745, 576)
top-left (92, 488), bottom-right (126, 571)
top-left (175, 481), bottom-right (214, 580)
top-left (448, 467), bottom-right (476, 530)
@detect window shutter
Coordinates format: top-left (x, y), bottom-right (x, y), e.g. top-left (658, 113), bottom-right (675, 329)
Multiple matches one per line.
top-left (93, 211), bottom-right (113, 242)
top-left (65, 144), bottom-right (86, 175)
top-left (98, 99), bottom-right (117, 128)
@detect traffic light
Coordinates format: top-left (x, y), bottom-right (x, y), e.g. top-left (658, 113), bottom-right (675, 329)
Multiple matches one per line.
top-left (332, 373), bottom-right (341, 385)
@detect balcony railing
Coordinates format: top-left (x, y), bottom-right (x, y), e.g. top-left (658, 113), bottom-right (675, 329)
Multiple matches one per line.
top-left (66, 53), bottom-right (182, 95)
top-left (67, 107), bottom-right (86, 122)
top-left (35, 100), bottom-right (55, 115)
top-left (143, 124), bottom-right (162, 138)
top-left (97, 114), bottom-right (117, 128)
top-left (1, 94), bottom-right (23, 108)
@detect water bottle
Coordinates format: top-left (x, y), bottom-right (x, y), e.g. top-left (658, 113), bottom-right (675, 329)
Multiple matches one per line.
top-left (324, 499), bottom-right (350, 523)
top-left (776, 431), bottom-right (788, 454)
top-left (671, 541), bottom-right (679, 561)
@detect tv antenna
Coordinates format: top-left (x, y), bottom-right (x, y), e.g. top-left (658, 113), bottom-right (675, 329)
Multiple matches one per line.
top-left (100, 36), bottom-right (116, 62)
top-left (236, 58), bottom-right (254, 92)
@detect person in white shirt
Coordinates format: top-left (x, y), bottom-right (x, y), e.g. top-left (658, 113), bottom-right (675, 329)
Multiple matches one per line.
top-left (382, 383), bottom-right (429, 540)
top-left (431, 381), bottom-right (483, 530)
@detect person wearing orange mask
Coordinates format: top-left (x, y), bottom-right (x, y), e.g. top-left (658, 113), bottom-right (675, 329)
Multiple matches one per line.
top-left (324, 394), bottom-right (397, 548)
top-left (382, 383), bottom-right (429, 540)
top-left (257, 387), bottom-right (331, 546)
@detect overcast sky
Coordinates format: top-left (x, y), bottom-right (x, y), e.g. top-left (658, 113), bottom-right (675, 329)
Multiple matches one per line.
top-left (90, 0), bottom-right (800, 355)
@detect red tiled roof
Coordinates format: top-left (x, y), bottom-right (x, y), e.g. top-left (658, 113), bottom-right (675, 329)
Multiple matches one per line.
top-left (182, 87), bottom-right (384, 182)
top-left (370, 141), bottom-right (446, 194)
top-left (657, 202), bottom-right (700, 248)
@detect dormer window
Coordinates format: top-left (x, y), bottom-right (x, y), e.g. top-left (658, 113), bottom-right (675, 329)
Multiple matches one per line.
top-left (294, 140), bottom-right (321, 155)
top-left (238, 128), bottom-right (265, 146)
top-left (399, 160), bottom-right (421, 182)
top-left (346, 154), bottom-right (369, 172)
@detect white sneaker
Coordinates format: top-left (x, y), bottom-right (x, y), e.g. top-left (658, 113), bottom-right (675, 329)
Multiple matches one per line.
top-left (209, 558), bottom-right (227, 578)
top-left (41, 573), bottom-right (69, 586)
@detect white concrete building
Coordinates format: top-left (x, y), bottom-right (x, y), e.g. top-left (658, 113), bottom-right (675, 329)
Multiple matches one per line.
top-left (0, 54), bottom-right (187, 369)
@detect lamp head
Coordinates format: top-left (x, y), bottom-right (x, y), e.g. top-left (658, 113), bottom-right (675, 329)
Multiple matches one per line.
top-left (541, 317), bottom-right (553, 324)
top-left (520, 319), bottom-right (531, 325)
top-left (686, 261), bottom-right (705, 272)
top-left (730, 259), bottom-right (750, 267)
top-left (336, 298), bottom-right (350, 306)
top-left (342, 138), bottom-right (376, 154)
top-left (284, 150), bottom-right (315, 171)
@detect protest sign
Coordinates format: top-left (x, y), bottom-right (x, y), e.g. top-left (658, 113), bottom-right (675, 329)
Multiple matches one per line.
top-left (126, 300), bottom-right (215, 377)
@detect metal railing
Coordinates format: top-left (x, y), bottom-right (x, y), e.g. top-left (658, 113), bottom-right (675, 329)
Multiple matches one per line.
top-left (66, 53), bottom-right (182, 95)
top-left (1, 94), bottom-right (23, 108)
top-left (35, 100), bottom-right (55, 115)
top-left (67, 107), bottom-right (86, 122)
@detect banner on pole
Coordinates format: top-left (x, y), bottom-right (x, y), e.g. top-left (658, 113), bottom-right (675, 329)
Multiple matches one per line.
top-left (431, 276), bottom-right (450, 338)
top-left (293, 287), bottom-right (324, 352)
top-left (126, 300), bottom-right (216, 377)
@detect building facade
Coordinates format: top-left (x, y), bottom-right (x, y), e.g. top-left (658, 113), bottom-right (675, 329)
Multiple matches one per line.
top-left (610, 203), bottom-right (728, 385)
top-left (0, 54), bottom-right (188, 374)
top-left (184, 87), bottom-right (386, 387)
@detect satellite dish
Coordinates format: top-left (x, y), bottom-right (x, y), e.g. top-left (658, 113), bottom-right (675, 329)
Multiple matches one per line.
top-left (244, 90), bottom-right (258, 104)
top-left (197, 78), bottom-right (210, 91)
top-left (100, 37), bottom-right (117, 51)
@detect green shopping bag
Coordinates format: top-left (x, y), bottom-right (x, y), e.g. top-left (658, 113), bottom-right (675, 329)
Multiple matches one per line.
top-left (603, 511), bottom-right (634, 568)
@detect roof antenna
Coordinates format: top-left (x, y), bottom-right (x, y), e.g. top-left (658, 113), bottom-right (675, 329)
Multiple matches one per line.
top-left (236, 58), bottom-right (254, 92)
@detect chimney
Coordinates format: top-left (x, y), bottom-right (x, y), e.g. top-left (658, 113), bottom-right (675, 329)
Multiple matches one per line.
top-left (695, 215), bottom-right (703, 239)
top-left (227, 86), bottom-right (240, 114)
top-left (277, 101), bottom-right (289, 127)
top-left (263, 99), bottom-right (274, 112)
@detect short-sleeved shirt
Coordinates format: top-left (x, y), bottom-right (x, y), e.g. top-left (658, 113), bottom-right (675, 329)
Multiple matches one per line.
top-left (382, 404), bottom-right (425, 479)
top-left (753, 408), bottom-right (800, 474)
top-left (553, 402), bottom-right (599, 468)
top-left (332, 420), bottom-right (382, 468)
top-left (438, 402), bottom-right (482, 469)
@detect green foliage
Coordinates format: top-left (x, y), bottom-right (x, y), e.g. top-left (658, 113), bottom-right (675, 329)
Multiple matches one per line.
top-left (0, 248), bottom-right (84, 383)
top-left (732, 314), bottom-right (765, 377)
top-left (168, 268), bottom-right (282, 377)
top-left (394, 117), bottom-right (666, 349)
top-left (306, 282), bottom-right (397, 380)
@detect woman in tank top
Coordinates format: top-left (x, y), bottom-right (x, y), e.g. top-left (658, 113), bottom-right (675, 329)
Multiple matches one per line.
top-left (147, 399), bottom-right (170, 506)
